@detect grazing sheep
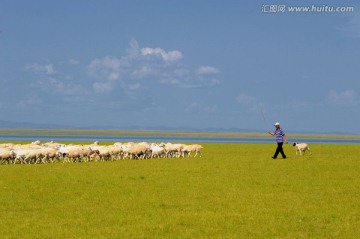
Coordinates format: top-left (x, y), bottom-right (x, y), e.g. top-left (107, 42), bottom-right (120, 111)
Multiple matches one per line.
top-left (182, 144), bottom-right (203, 157)
top-left (0, 148), bottom-right (14, 164)
top-left (57, 145), bottom-right (90, 162)
top-left (0, 140), bottom-right (205, 164)
top-left (127, 143), bottom-right (150, 160)
top-left (149, 143), bottom-right (166, 158)
top-left (11, 148), bottom-right (41, 164)
top-left (89, 145), bottom-right (111, 161)
top-left (32, 140), bottom-right (41, 145)
top-left (106, 145), bottom-right (123, 160)
top-left (89, 145), bottom-right (121, 161)
top-left (37, 147), bottom-right (58, 163)
top-left (292, 143), bottom-right (312, 156)
top-left (0, 143), bottom-right (14, 148)
top-left (164, 143), bottom-right (185, 158)
top-left (42, 141), bottom-right (61, 149)
top-left (119, 143), bottom-right (132, 159)
top-left (81, 147), bottom-right (100, 162)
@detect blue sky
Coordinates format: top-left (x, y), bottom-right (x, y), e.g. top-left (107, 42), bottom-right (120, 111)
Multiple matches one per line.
top-left (1, 0), bottom-right (359, 134)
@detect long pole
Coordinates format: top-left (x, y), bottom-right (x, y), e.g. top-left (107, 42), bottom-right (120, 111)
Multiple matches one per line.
top-left (258, 103), bottom-right (268, 132)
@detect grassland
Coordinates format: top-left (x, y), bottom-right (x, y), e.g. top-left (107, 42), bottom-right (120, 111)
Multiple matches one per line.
top-left (0, 143), bottom-right (359, 238)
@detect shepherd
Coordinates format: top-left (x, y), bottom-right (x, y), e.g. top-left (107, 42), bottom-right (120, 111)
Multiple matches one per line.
top-left (267, 122), bottom-right (288, 159)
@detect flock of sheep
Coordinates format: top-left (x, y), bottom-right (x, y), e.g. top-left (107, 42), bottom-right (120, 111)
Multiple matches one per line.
top-left (0, 141), bottom-right (203, 164)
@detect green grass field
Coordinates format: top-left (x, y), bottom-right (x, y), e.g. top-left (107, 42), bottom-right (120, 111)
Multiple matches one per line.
top-left (0, 143), bottom-right (359, 238)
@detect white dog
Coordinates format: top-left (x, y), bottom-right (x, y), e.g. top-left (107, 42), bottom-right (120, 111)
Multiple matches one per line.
top-left (292, 143), bottom-right (312, 156)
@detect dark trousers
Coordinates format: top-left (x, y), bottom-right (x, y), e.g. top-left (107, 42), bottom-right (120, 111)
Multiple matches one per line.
top-left (274, 142), bottom-right (286, 158)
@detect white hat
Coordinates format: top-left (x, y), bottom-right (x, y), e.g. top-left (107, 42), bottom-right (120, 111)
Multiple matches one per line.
top-left (274, 122), bottom-right (280, 126)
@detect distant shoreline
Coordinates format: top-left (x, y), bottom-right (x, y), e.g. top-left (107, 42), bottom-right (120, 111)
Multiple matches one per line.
top-left (0, 128), bottom-right (359, 140)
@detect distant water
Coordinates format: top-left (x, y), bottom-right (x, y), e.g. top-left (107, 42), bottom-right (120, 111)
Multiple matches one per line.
top-left (0, 134), bottom-right (359, 144)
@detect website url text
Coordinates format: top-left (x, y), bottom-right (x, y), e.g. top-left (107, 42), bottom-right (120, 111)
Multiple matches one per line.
top-left (262, 5), bottom-right (354, 13)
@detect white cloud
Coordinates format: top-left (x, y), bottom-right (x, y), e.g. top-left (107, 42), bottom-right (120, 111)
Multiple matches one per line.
top-left (87, 56), bottom-right (123, 93)
top-left (25, 39), bottom-right (221, 100)
top-left (16, 95), bottom-right (43, 108)
top-left (326, 89), bottom-right (357, 106)
top-left (24, 61), bottom-right (90, 103)
top-left (127, 37), bottom-right (140, 58)
top-left (87, 56), bottom-right (122, 81)
top-left (158, 69), bottom-right (189, 86)
top-left (17, 98), bottom-right (43, 108)
top-left (158, 68), bottom-right (220, 89)
top-left (236, 93), bottom-right (257, 107)
top-left (36, 77), bottom-right (88, 96)
top-left (338, 12), bottom-right (360, 38)
top-left (141, 103), bottom-right (165, 113)
top-left (288, 100), bottom-right (311, 109)
top-left (128, 83), bottom-right (141, 90)
top-left (158, 77), bottom-right (181, 85)
top-left (69, 59), bottom-right (79, 65)
top-left (197, 77), bottom-right (220, 88)
top-left (185, 101), bottom-right (218, 114)
top-left (131, 65), bottom-right (157, 79)
top-left (196, 66), bottom-right (220, 75)
top-left (93, 81), bottom-right (113, 93)
top-left (87, 39), bottom-right (220, 91)
top-left (141, 47), bottom-right (183, 62)
top-left (20, 38), bottom-right (222, 122)
top-left (45, 77), bottom-right (64, 91)
top-left (63, 84), bottom-right (89, 96)
top-left (25, 63), bottom-right (55, 75)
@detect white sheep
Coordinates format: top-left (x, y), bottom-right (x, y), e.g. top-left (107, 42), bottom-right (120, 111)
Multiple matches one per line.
top-left (106, 145), bottom-right (123, 160)
top-left (0, 140), bottom-right (205, 164)
top-left (11, 148), bottom-right (41, 164)
top-left (164, 143), bottom-right (185, 158)
top-left (182, 144), bottom-right (203, 157)
top-left (0, 143), bottom-right (14, 148)
top-left (42, 141), bottom-right (61, 149)
top-left (31, 140), bottom-right (41, 145)
top-left (57, 145), bottom-right (88, 162)
top-left (149, 143), bottom-right (166, 158)
top-left (36, 147), bottom-right (58, 163)
top-left (292, 143), bottom-right (312, 156)
top-left (0, 148), bottom-right (14, 164)
top-left (89, 145), bottom-right (121, 161)
top-left (127, 143), bottom-right (150, 160)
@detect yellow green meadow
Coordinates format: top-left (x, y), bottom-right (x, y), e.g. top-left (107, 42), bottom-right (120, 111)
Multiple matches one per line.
top-left (0, 143), bottom-right (359, 238)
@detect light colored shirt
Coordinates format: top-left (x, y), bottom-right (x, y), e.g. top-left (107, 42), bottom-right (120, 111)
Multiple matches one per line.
top-left (274, 128), bottom-right (285, 143)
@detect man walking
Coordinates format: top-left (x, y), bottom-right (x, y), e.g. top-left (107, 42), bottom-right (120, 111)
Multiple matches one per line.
top-left (267, 122), bottom-right (288, 159)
